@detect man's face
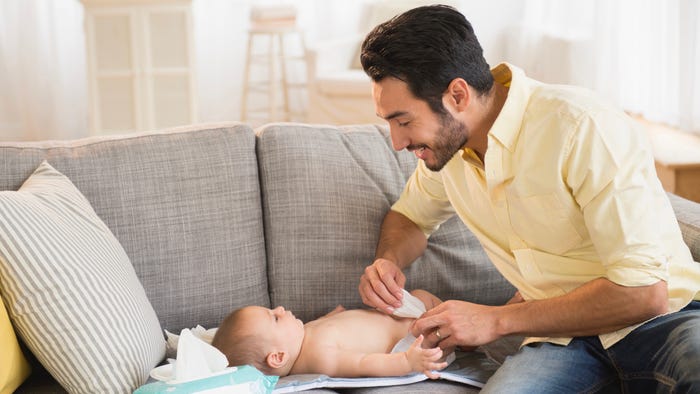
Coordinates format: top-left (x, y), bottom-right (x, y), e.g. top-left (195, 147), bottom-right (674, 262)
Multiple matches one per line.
top-left (372, 77), bottom-right (468, 172)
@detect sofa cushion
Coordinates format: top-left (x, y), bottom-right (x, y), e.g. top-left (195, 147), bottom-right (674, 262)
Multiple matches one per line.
top-left (668, 193), bottom-right (700, 262)
top-left (256, 123), bottom-right (515, 322)
top-left (0, 123), bottom-right (269, 332)
top-left (0, 161), bottom-right (164, 393)
top-left (0, 296), bottom-right (31, 394)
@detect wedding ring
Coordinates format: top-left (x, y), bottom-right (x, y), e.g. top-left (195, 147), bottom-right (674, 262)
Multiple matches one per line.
top-left (435, 329), bottom-right (442, 340)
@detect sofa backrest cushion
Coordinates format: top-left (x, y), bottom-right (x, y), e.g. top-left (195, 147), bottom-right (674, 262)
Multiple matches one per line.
top-left (256, 123), bottom-right (515, 322)
top-left (0, 123), bottom-right (269, 332)
top-left (668, 193), bottom-right (700, 262)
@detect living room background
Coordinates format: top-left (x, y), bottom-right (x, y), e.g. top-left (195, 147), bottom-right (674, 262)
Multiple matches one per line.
top-left (1, 0), bottom-right (698, 141)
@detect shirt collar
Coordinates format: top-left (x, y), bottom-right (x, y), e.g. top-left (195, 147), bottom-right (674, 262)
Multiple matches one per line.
top-left (487, 63), bottom-right (532, 152)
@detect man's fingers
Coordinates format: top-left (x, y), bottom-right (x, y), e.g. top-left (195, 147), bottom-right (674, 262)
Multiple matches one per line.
top-left (358, 259), bottom-right (407, 313)
top-left (411, 314), bottom-right (446, 336)
top-left (360, 282), bottom-right (395, 313)
top-left (360, 279), bottom-right (398, 313)
top-left (376, 262), bottom-right (405, 299)
top-left (371, 278), bottom-right (402, 310)
top-left (438, 336), bottom-right (458, 351)
top-left (364, 264), bottom-right (403, 309)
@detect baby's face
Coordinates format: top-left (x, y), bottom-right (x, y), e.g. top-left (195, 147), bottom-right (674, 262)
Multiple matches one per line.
top-left (247, 306), bottom-right (304, 348)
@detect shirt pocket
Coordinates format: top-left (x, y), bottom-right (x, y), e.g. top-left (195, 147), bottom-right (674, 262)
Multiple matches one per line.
top-left (507, 193), bottom-right (583, 255)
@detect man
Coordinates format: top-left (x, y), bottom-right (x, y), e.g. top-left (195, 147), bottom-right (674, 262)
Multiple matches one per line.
top-left (357, 4), bottom-right (700, 393)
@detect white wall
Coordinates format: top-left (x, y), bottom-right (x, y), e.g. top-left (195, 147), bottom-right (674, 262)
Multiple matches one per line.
top-left (191, 0), bottom-right (375, 125)
top-left (192, 0), bottom-right (523, 126)
top-left (460, 0), bottom-right (525, 67)
top-left (0, 0), bottom-right (523, 140)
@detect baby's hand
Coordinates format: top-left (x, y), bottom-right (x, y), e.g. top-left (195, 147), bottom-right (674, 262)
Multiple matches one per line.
top-left (405, 335), bottom-right (448, 379)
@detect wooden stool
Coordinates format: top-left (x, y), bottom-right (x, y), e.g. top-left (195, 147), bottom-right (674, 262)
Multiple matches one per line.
top-left (240, 22), bottom-right (306, 125)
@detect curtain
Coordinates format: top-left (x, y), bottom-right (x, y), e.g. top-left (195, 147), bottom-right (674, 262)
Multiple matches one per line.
top-left (678, 0), bottom-right (700, 133)
top-left (0, 0), bottom-right (88, 141)
top-left (510, 0), bottom-right (700, 135)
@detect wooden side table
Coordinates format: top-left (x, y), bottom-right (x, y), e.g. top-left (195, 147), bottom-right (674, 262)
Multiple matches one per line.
top-left (641, 119), bottom-right (700, 203)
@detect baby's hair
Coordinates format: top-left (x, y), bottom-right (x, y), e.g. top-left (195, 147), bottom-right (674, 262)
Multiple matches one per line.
top-left (211, 307), bottom-right (274, 374)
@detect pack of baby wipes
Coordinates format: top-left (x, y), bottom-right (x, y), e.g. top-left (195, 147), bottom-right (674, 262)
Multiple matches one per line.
top-left (134, 328), bottom-right (278, 394)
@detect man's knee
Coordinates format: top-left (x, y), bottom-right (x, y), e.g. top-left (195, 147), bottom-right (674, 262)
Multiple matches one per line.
top-left (482, 340), bottom-right (613, 394)
top-left (661, 313), bottom-right (700, 387)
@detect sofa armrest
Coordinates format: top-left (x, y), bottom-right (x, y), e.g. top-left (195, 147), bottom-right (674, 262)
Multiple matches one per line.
top-left (305, 34), bottom-right (365, 80)
top-left (304, 35), bottom-right (377, 124)
top-left (668, 192), bottom-right (700, 262)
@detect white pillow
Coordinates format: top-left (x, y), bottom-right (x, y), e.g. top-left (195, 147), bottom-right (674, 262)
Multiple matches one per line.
top-left (0, 161), bottom-right (165, 393)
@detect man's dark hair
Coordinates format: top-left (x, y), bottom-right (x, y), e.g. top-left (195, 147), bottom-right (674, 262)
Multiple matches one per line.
top-left (360, 4), bottom-right (494, 115)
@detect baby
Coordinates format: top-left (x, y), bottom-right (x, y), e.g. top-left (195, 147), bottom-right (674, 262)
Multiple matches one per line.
top-left (211, 289), bottom-right (449, 379)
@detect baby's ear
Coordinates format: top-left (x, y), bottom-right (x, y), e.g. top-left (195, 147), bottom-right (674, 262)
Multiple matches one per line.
top-left (266, 351), bottom-right (288, 369)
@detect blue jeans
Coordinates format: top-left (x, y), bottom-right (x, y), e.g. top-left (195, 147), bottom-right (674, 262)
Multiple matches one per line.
top-left (481, 301), bottom-right (700, 393)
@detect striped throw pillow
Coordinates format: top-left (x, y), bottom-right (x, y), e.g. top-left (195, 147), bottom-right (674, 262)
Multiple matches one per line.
top-left (0, 161), bottom-right (165, 393)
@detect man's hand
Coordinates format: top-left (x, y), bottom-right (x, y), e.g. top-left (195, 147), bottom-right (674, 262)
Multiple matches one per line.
top-left (411, 300), bottom-right (501, 350)
top-left (359, 258), bottom-right (406, 314)
top-left (360, 210), bottom-right (427, 313)
top-left (411, 279), bottom-right (669, 350)
top-left (405, 335), bottom-right (448, 379)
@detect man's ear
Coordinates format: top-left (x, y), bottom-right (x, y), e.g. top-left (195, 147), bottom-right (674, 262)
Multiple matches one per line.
top-left (443, 78), bottom-right (470, 111)
top-left (266, 351), bottom-right (288, 369)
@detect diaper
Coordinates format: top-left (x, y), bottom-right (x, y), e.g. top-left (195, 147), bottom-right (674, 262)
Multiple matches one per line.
top-left (392, 289), bottom-right (426, 319)
top-left (391, 289), bottom-right (456, 366)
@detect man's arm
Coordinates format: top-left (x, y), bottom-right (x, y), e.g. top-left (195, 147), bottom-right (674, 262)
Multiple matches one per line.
top-left (413, 277), bottom-right (668, 349)
top-left (359, 210), bottom-right (428, 313)
top-left (375, 210), bottom-right (428, 269)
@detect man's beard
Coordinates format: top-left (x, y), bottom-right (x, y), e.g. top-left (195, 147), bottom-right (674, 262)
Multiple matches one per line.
top-left (425, 113), bottom-right (468, 172)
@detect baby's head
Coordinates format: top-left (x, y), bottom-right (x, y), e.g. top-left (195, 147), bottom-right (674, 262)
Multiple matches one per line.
top-left (212, 305), bottom-right (305, 376)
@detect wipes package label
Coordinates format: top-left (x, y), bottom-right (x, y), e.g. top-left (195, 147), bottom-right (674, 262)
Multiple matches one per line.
top-left (134, 366), bottom-right (277, 394)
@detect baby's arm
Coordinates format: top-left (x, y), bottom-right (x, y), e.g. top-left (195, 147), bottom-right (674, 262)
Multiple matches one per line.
top-left (320, 335), bottom-right (447, 379)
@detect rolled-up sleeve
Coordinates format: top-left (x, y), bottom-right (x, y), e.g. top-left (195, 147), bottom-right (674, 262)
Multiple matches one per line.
top-left (565, 110), bottom-right (670, 286)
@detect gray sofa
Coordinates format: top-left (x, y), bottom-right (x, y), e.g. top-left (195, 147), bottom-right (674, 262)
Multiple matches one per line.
top-left (2, 122), bottom-right (699, 393)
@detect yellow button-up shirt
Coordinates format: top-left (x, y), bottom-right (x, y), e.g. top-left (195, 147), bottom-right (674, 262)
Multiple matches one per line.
top-left (392, 63), bottom-right (700, 348)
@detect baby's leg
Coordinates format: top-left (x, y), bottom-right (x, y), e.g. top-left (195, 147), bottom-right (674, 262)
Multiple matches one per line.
top-left (410, 289), bottom-right (442, 311)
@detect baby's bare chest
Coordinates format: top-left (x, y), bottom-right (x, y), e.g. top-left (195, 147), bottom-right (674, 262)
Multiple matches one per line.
top-left (305, 309), bottom-right (412, 354)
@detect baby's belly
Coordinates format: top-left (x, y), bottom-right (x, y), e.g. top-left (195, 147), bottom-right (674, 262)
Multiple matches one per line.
top-left (311, 309), bottom-right (413, 354)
